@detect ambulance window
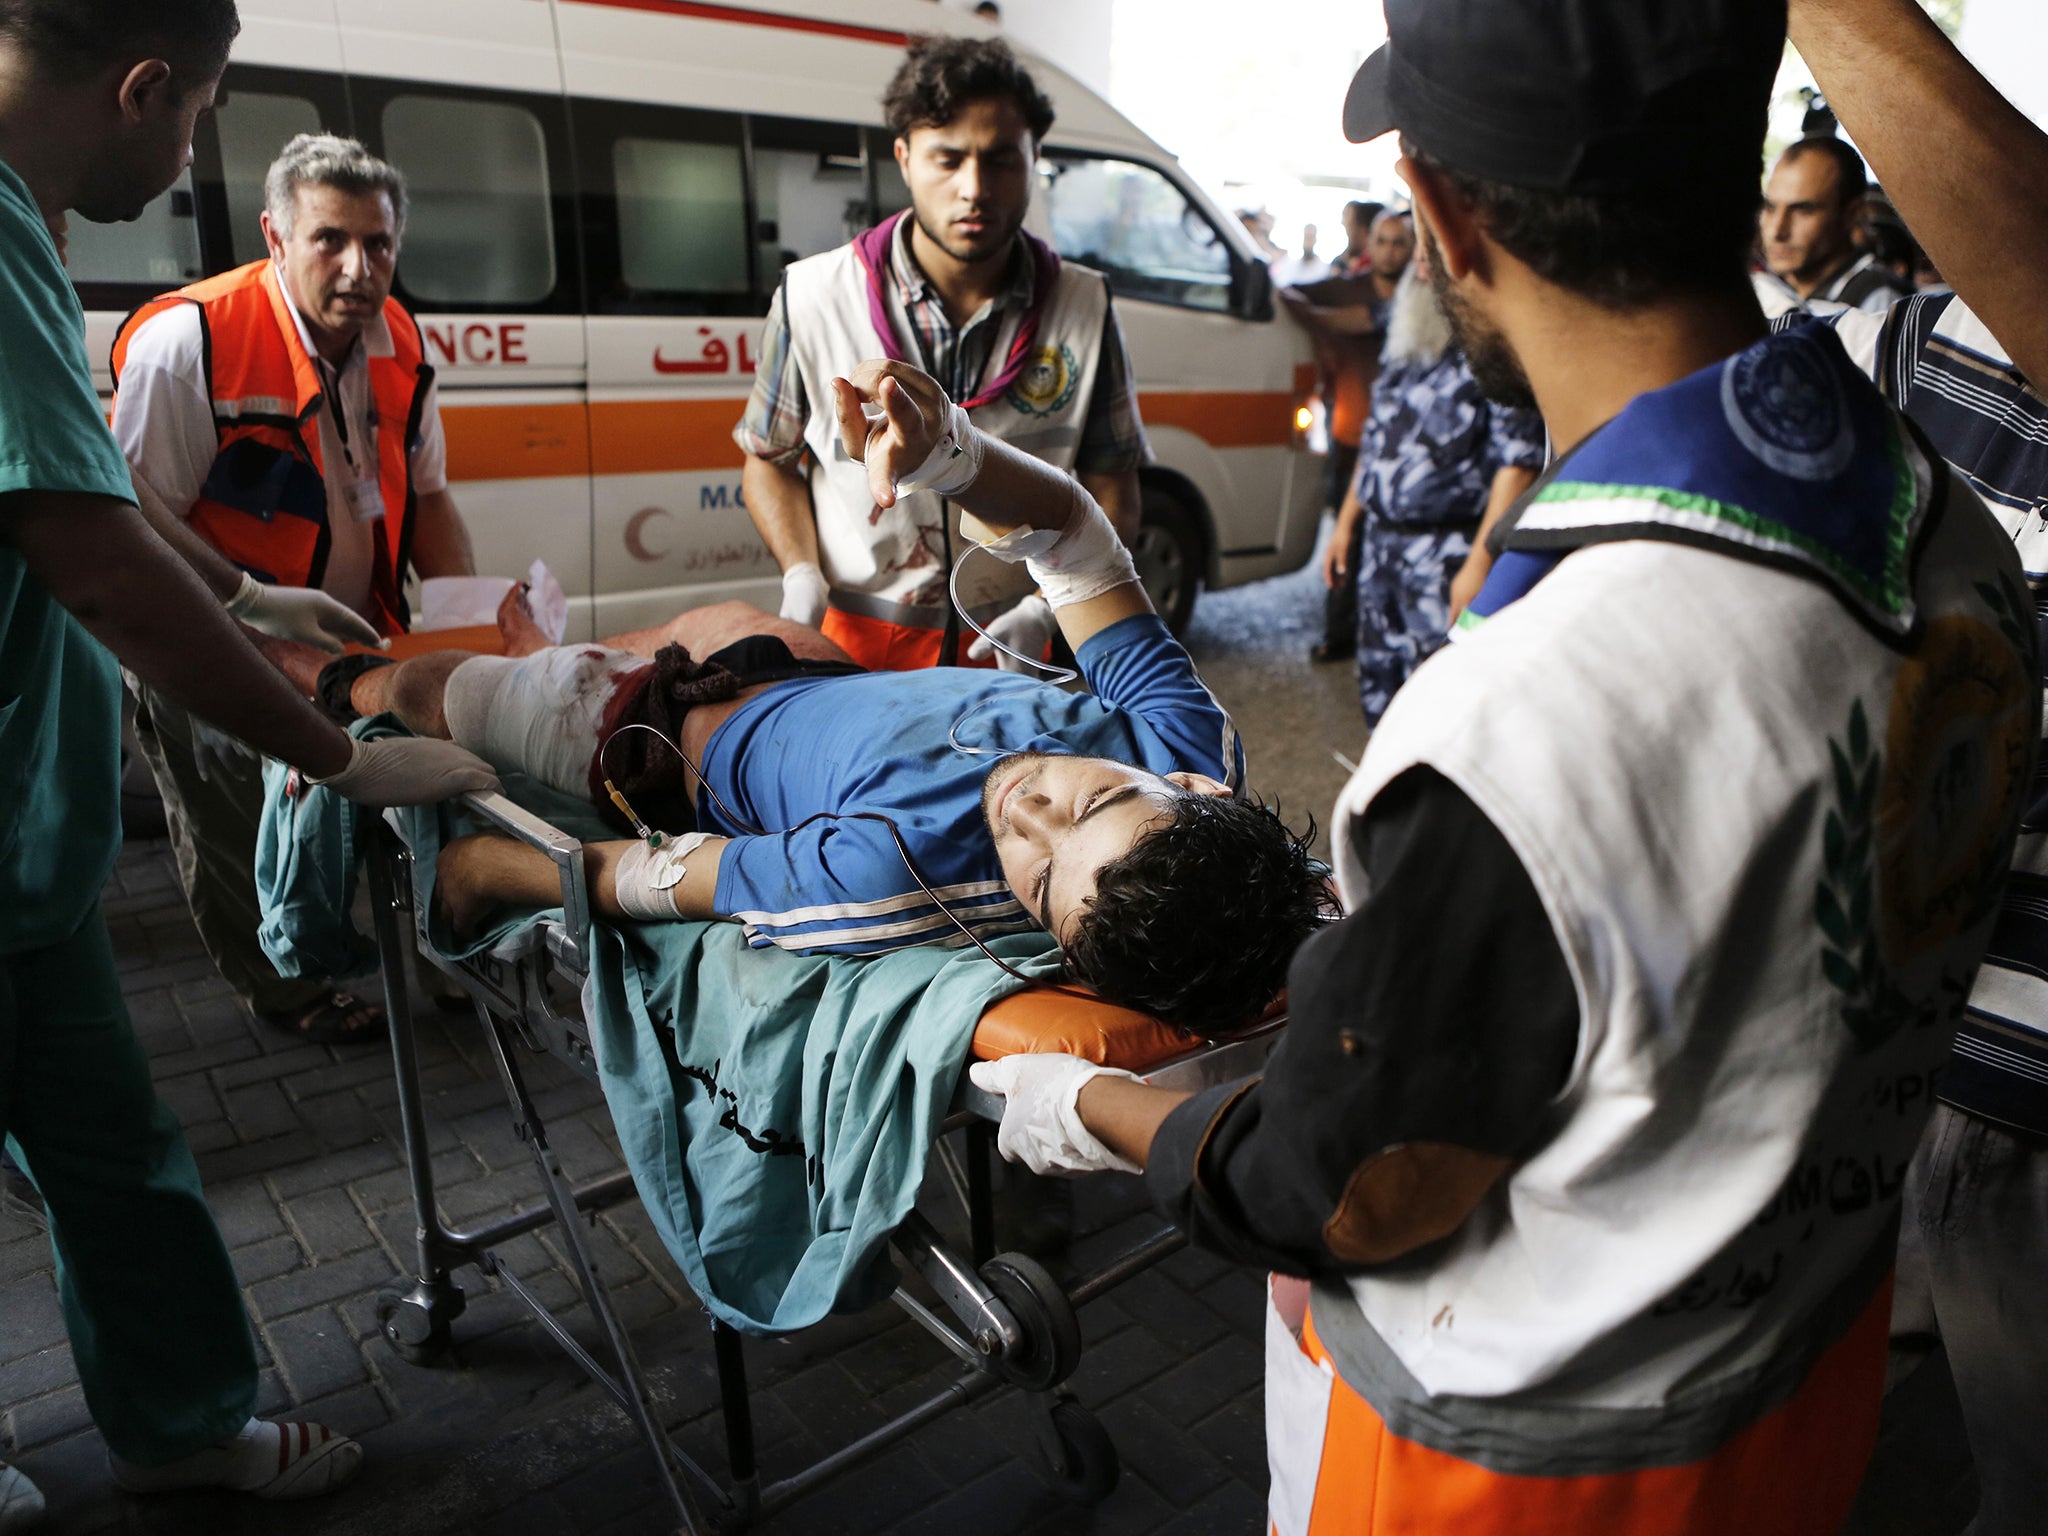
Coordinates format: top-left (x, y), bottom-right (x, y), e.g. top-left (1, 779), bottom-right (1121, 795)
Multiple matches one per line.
top-left (61, 175), bottom-right (204, 289)
top-left (213, 90), bottom-right (323, 267)
top-left (382, 95), bottom-right (557, 306)
top-left (749, 118), bottom-right (868, 293)
top-left (613, 137), bottom-right (749, 296)
top-left (1039, 155), bottom-right (1232, 313)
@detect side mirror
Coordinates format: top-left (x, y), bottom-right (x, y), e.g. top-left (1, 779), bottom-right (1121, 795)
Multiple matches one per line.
top-left (1233, 255), bottom-right (1275, 322)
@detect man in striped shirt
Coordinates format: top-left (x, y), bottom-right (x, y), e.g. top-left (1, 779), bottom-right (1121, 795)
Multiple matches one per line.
top-left (1785, 1), bottom-right (2048, 1526)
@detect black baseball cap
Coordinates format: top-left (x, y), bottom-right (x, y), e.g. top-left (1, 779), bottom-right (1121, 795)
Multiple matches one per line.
top-left (1344, 0), bottom-right (1788, 194)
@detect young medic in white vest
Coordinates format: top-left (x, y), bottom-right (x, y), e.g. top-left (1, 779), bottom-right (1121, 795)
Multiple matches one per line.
top-left (968, 1), bottom-right (2039, 1532)
top-left (734, 33), bottom-right (1147, 674)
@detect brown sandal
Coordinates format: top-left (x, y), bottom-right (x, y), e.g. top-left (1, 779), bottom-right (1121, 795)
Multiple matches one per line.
top-left (260, 991), bottom-right (385, 1045)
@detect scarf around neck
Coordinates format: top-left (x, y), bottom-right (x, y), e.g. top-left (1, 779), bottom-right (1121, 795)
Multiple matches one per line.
top-left (851, 210), bottom-right (1063, 411)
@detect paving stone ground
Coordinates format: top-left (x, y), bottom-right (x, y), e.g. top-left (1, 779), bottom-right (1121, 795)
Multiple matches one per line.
top-left (0, 567), bottom-right (1361, 1536)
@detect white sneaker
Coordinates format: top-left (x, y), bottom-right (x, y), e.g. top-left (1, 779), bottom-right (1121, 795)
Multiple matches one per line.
top-left (109, 1419), bottom-right (362, 1502)
top-left (0, 1462), bottom-right (45, 1534)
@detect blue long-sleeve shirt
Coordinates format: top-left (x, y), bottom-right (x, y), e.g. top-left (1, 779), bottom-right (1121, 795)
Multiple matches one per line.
top-left (704, 614), bottom-right (1242, 955)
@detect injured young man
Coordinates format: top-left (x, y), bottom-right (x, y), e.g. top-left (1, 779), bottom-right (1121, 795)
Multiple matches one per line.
top-left (267, 362), bottom-right (1333, 1035)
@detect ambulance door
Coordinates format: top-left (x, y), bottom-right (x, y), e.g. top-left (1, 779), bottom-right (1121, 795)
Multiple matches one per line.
top-left (334, 1), bottom-right (597, 636)
top-left (569, 95), bottom-right (877, 635)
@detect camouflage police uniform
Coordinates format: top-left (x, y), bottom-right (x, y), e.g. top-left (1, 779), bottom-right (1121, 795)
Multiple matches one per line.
top-left (1352, 346), bottom-right (1545, 724)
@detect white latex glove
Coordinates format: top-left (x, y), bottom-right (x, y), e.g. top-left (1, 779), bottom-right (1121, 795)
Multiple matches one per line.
top-left (225, 572), bottom-right (383, 652)
top-left (967, 1054), bottom-right (1142, 1177)
top-left (967, 593), bottom-right (1055, 673)
top-left (307, 736), bottom-right (502, 807)
top-left (779, 561), bottom-right (830, 628)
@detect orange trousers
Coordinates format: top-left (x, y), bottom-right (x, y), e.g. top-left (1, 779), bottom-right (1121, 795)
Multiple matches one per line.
top-left (820, 606), bottom-right (999, 673)
top-left (1267, 1278), bottom-right (1889, 1536)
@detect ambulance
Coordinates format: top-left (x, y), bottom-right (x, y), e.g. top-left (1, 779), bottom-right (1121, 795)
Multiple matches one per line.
top-left (76, 0), bottom-right (1321, 636)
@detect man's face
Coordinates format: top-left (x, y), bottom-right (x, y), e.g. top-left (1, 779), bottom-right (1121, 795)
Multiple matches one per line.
top-left (895, 97), bottom-right (1034, 268)
top-left (73, 67), bottom-right (219, 226)
top-left (1760, 151), bottom-right (1855, 285)
top-left (263, 183), bottom-right (400, 345)
top-left (1420, 220), bottom-right (1537, 410)
top-left (1368, 214), bottom-right (1414, 280)
top-left (980, 753), bottom-right (1227, 946)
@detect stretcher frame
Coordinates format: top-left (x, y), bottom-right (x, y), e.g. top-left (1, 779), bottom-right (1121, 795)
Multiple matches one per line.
top-left (363, 793), bottom-right (1282, 1535)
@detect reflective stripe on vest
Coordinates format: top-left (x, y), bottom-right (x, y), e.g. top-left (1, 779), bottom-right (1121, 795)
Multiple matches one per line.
top-left (1263, 1279), bottom-right (1888, 1536)
top-left (782, 238), bottom-right (1109, 631)
top-left (111, 259), bottom-right (431, 636)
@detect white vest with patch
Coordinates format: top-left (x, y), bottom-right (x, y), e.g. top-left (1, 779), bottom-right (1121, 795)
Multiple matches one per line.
top-left (1310, 330), bottom-right (2036, 1475)
top-left (782, 239), bottom-right (1109, 627)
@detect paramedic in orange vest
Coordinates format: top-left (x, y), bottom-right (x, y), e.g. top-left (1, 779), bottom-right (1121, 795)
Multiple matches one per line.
top-left (966, 0), bottom-right (2039, 1532)
top-left (109, 132), bottom-right (476, 1045)
top-left (734, 33), bottom-right (1148, 673)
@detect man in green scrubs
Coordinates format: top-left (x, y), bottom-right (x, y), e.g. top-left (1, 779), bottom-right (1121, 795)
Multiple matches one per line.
top-left (0, 3), bottom-right (499, 1523)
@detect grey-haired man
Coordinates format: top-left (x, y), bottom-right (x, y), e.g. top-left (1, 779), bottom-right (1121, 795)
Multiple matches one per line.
top-left (110, 132), bottom-right (477, 1044)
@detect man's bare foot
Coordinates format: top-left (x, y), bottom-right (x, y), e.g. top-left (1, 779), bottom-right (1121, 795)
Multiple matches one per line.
top-left (497, 581), bottom-right (551, 658)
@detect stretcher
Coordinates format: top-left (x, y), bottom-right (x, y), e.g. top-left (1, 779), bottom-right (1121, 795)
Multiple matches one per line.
top-left (361, 791), bottom-right (1283, 1535)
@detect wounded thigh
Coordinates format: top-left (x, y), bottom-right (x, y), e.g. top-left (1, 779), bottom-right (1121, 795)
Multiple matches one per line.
top-left (442, 646), bottom-right (651, 798)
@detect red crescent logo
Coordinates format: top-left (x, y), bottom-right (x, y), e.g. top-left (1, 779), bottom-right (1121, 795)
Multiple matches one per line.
top-left (624, 506), bottom-right (670, 563)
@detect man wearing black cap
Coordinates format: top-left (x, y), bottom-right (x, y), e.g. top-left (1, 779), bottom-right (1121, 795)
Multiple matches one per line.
top-left (967, 1), bottom-right (2038, 1530)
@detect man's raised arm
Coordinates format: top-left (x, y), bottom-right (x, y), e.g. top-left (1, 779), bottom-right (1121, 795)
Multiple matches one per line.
top-left (1790, 0), bottom-right (2048, 385)
top-left (829, 361), bottom-right (1152, 653)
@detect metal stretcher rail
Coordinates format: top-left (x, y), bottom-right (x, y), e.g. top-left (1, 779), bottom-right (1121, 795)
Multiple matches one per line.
top-left (365, 793), bottom-right (1281, 1535)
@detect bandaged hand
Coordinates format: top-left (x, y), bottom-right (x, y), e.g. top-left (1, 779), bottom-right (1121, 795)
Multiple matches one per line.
top-left (226, 572), bottom-right (384, 652)
top-left (779, 561), bottom-right (830, 628)
top-left (967, 1054), bottom-right (1143, 1177)
top-left (967, 593), bottom-right (1055, 672)
top-left (830, 361), bottom-right (983, 508)
top-left (307, 736), bottom-right (502, 806)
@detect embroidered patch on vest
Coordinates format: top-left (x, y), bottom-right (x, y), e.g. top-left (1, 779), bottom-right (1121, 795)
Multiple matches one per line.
top-left (1008, 343), bottom-right (1080, 418)
top-left (1502, 324), bottom-right (1926, 639)
top-left (1719, 334), bottom-right (1856, 482)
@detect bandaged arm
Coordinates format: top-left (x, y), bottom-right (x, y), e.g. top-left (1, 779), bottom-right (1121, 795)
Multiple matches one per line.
top-left (831, 366), bottom-right (1151, 654)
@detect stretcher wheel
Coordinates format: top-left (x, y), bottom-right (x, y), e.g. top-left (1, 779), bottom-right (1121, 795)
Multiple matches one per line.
top-left (376, 1290), bottom-right (453, 1366)
top-left (1043, 1398), bottom-right (1120, 1504)
top-left (980, 1252), bottom-right (1081, 1392)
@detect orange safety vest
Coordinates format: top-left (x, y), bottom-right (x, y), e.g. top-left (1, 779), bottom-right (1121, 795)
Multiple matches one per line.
top-left (111, 259), bottom-right (432, 637)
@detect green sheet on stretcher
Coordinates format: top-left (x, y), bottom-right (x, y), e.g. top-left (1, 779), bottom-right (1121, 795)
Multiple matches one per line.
top-left (256, 725), bottom-right (1061, 1335)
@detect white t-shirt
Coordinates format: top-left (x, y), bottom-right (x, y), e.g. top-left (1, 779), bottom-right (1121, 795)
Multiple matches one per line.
top-left (112, 278), bottom-right (447, 620)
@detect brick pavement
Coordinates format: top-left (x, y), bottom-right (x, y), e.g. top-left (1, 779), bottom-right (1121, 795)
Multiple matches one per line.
top-left (0, 835), bottom-right (1271, 1535)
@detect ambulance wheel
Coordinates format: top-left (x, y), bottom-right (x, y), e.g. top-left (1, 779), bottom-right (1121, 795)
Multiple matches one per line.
top-left (1043, 1398), bottom-right (1121, 1504)
top-left (376, 1290), bottom-right (452, 1367)
top-left (1136, 484), bottom-right (1203, 633)
top-left (981, 1252), bottom-right (1082, 1392)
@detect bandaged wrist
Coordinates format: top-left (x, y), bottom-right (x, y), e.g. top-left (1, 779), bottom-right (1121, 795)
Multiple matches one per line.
top-left (894, 400), bottom-right (985, 498)
top-left (1025, 487), bottom-right (1138, 610)
top-left (223, 571), bottom-right (264, 617)
top-left (613, 831), bottom-right (713, 921)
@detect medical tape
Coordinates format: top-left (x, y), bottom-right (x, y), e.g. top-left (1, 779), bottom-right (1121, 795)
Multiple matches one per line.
top-left (882, 399), bottom-right (985, 499)
top-left (614, 831), bottom-right (713, 921)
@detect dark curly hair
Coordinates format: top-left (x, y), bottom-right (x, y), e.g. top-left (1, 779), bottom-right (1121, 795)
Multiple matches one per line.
top-left (883, 34), bottom-right (1055, 144)
top-left (1064, 792), bottom-right (1336, 1040)
top-left (0, 0), bottom-right (239, 81)
top-left (1405, 136), bottom-right (1760, 311)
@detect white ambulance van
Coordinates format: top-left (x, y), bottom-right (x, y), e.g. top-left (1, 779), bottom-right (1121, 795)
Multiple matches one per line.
top-left (76, 0), bottom-right (1321, 636)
